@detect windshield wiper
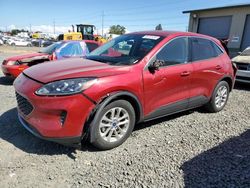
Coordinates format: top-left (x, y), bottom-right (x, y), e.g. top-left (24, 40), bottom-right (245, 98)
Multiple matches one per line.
top-left (86, 57), bottom-right (109, 64)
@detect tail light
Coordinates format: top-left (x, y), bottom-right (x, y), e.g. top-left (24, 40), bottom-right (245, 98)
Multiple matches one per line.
top-left (232, 61), bottom-right (237, 76)
top-left (51, 52), bottom-right (57, 61)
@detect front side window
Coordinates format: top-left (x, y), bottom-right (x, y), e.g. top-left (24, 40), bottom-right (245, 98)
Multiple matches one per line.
top-left (87, 34), bottom-right (164, 65)
top-left (155, 37), bottom-right (188, 66)
top-left (56, 42), bottom-right (88, 59)
top-left (39, 42), bottom-right (62, 54)
top-left (191, 38), bottom-right (218, 61)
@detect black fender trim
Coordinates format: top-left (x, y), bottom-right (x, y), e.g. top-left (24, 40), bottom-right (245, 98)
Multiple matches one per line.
top-left (218, 75), bottom-right (234, 91)
top-left (87, 91), bottom-right (143, 143)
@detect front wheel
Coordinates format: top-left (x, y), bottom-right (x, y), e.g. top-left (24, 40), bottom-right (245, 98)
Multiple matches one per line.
top-left (90, 100), bottom-right (135, 150)
top-left (205, 81), bottom-right (229, 113)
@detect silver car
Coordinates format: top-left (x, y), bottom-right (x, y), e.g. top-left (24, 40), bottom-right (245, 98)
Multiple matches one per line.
top-left (232, 47), bottom-right (250, 83)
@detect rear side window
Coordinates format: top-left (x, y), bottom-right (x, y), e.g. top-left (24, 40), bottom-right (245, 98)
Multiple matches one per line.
top-left (191, 38), bottom-right (220, 61)
top-left (156, 37), bottom-right (188, 66)
top-left (211, 41), bottom-right (223, 56)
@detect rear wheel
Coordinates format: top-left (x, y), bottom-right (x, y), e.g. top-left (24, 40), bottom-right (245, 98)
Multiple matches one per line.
top-left (11, 43), bottom-right (15, 46)
top-left (90, 100), bottom-right (135, 150)
top-left (205, 81), bottom-right (229, 112)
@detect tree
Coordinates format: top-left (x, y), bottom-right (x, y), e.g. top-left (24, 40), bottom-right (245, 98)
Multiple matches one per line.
top-left (109, 25), bottom-right (126, 35)
top-left (11, 29), bottom-right (28, 36)
top-left (155, 24), bottom-right (163, 30)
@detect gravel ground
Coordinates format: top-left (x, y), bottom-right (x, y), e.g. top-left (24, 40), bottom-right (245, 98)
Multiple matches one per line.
top-left (0, 49), bottom-right (250, 188)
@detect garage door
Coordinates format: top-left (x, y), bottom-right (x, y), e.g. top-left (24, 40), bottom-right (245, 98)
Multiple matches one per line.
top-left (241, 15), bottom-right (250, 50)
top-left (198, 16), bottom-right (232, 39)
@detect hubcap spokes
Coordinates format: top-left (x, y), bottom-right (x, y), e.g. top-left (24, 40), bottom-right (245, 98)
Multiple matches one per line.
top-left (99, 107), bottom-right (130, 143)
top-left (215, 86), bottom-right (228, 108)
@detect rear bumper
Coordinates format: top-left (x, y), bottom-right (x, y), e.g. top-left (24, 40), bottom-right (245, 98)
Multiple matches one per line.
top-left (18, 114), bottom-right (82, 146)
top-left (236, 70), bottom-right (250, 83)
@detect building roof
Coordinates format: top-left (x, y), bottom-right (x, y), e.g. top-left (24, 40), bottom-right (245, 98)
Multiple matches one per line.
top-left (183, 3), bottom-right (250, 13)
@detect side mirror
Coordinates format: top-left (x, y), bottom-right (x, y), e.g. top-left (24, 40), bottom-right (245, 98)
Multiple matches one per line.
top-left (148, 59), bottom-right (164, 72)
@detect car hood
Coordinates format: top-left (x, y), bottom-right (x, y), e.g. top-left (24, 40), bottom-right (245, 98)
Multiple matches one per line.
top-left (232, 55), bottom-right (250, 64)
top-left (5, 52), bottom-right (49, 61)
top-left (23, 58), bottom-right (131, 83)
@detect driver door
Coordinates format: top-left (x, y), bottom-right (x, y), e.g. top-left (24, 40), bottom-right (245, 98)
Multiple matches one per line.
top-left (143, 37), bottom-right (193, 120)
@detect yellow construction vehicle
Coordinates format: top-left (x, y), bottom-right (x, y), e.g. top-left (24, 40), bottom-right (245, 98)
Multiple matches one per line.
top-left (58, 24), bottom-right (107, 43)
top-left (32, 32), bottom-right (41, 39)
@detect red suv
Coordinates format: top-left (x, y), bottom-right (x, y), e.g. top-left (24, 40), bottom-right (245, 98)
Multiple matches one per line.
top-left (14, 31), bottom-right (236, 150)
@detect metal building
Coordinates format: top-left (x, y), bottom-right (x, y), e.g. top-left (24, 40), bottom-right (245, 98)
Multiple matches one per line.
top-left (183, 4), bottom-right (250, 57)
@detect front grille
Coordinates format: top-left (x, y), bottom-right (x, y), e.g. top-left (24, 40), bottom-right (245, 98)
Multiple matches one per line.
top-left (16, 92), bottom-right (33, 116)
top-left (236, 63), bottom-right (249, 71)
top-left (236, 76), bottom-right (250, 81)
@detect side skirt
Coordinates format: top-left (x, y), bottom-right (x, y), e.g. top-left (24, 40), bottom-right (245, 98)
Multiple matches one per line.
top-left (144, 95), bottom-right (209, 122)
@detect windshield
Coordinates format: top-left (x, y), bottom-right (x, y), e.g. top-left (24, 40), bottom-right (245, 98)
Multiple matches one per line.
top-left (86, 34), bottom-right (163, 65)
top-left (241, 47), bottom-right (250, 56)
top-left (39, 42), bottom-right (62, 54)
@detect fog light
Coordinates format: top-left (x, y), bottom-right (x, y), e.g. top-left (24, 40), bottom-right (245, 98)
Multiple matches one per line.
top-left (60, 111), bottom-right (67, 126)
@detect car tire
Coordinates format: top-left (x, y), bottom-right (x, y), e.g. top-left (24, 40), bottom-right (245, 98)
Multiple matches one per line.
top-left (90, 100), bottom-right (135, 150)
top-left (205, 81), bottom-right (230, 113)
top-left (11, 43), bottom-right (15, 46)
top-left (27, 44), bottom-right (32, 47)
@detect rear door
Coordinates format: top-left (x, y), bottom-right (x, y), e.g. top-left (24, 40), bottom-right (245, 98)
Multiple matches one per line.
top-left (143, 37), bottom-right (193, 119)
top-left (188, 37), bottom-right (225, 108)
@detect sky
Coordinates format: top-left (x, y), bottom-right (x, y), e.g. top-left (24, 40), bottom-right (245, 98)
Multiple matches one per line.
top-left (0, 0), bottom-right (250, 34)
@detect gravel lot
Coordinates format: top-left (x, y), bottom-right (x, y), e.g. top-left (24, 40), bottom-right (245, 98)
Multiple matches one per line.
top-left (0, 47), bottom-right (250, 188)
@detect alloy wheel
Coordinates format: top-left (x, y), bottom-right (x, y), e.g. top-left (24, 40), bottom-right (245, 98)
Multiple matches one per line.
top-left (215, 85), bottom-right (228, 109)
top-left (99, 107), bottom-right (130, 143)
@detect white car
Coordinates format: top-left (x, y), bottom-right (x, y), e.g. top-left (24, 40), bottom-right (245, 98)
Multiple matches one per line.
top-left (8, 38), bottom-right (32, 47)
top-left (0, 39), bottom-right (3, 45)
top-left (232, 47), bottom-right (250, 83)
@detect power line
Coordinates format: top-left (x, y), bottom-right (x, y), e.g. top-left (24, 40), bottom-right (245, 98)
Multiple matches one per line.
top-left (53, 19), bottom-right (55, 34)
top-left (102, 11), bottom-right (104, 36)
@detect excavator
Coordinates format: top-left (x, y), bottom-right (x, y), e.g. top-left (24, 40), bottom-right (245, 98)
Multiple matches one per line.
top-left (58, 24), bottom-right (107, 43)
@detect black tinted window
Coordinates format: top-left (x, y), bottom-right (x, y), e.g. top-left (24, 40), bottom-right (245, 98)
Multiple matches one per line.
top-left (156, 37), bottom-right (188, 66)
top-left (86, 42), bottom-right (99, 52)
top-left (191, 38), bottom-right (218, 61)
top-left (211, 41), bottom-right (223, 56)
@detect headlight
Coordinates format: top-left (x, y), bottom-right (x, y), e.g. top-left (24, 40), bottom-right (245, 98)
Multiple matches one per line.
top-left (35, 78), bottom-right (97, 96)
top-left (6, 61), bottom-right (20, 65)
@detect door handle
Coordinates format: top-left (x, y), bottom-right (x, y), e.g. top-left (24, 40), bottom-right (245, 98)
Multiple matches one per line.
top-left (215, 65), bottom-right (222, 70)
top-left (180, 71), bottom-right (190, 76)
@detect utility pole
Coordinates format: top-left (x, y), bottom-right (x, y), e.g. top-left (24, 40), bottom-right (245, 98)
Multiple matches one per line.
top-left (53, 19), bottom-right (55, 34)
top-left (101, 11), bottom-right (104, 36)
top-left (29, 24), bottom-right (32, 33)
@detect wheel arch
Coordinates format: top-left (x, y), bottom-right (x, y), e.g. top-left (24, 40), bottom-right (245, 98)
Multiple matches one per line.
top-left (219, 76), bottom-right (234, 92)
top-left (83, 91), bottom-right (144, 143)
